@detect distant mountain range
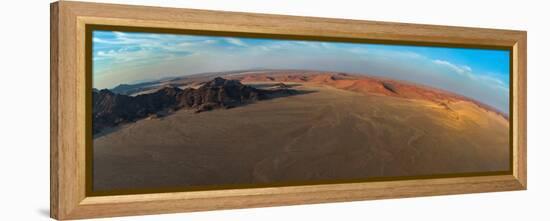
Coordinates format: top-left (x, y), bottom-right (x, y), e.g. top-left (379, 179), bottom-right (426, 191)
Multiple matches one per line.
top-left (106, 69), bottom-right (306, 96)
top-left (92, 77), bottom-right (300, 135)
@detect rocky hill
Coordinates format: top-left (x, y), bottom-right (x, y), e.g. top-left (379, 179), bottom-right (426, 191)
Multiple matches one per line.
top-left (92, 77), bottom-right (298, 135)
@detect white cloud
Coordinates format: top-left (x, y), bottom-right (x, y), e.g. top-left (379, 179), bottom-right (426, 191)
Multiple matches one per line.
top-left (225, 38), bottom-right (247, 46)
top-left (433, 59), bottom-right (472, 75)
top-left (293, 41), bottom-right (335, 49)
top-left (255, 43), bottom-right (286, 52)
top-left (96, 48), bottom-right (153, 63)
top-left (295, 41), bottom-right (321, 48)
top-left (351, 47), bottom-right (425, 61)
top-left (203, 39), bottom-right (217, 44)
top-left (476, 75), bottom-right (509, 92)
top-left (93, 37), bottom-right (111, 44)
top-left (176, 39), bottom-right (217, 48)
top-left (432, 59), bottom-right (508, 93)
top-left (177, 42), bottom-right (195, 47)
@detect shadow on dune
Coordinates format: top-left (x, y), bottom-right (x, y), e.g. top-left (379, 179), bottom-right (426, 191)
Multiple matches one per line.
top-left (245, 82), bottom-right (303, 89)
top-left (259, 88), bottom-right (316, 99)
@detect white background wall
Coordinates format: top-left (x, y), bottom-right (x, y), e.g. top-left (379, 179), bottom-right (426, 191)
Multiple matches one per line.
top-left (0, 0), bottom-right (548, 220)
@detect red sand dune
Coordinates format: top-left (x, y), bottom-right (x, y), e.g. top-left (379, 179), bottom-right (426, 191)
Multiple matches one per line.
top-left (234, 71), bottom-right (507, 119)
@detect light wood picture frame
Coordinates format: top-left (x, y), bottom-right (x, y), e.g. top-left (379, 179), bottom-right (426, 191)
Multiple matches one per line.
top-left (50, 1), bottom-right (527, 220)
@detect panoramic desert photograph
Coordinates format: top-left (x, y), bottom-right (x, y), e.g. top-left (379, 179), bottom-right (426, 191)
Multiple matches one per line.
top-left (91, 30), bottom-right (510, 192)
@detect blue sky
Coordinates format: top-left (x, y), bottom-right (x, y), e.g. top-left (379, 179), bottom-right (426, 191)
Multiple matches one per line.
top-left (93, 30), bottom-right (510, 113)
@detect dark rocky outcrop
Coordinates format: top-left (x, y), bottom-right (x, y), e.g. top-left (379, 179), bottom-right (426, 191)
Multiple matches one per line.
top-left (271, 82), bottom-right (290, 89)
top-left (111, 81), bottom-right (159, 95)
top-left (382, 82), bottom-right (397, 94)
top-left (92, 77), bottom-right (298, 135)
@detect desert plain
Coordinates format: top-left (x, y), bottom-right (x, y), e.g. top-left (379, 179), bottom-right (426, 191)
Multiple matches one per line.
top-left (92, 70), bottom-right (509, 192)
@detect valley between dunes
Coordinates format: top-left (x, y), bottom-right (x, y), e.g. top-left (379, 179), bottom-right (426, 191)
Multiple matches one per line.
top-left (93, 72), bottom-right (509, 192)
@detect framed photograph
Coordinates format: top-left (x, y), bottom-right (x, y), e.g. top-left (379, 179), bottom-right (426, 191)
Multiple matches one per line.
top-left (50, 1), bottom-right (527, 220)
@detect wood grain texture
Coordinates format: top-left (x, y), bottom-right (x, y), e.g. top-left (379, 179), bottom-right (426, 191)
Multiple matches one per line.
top-left (50, 1), bottom-right (527, 219)
top-left (50, 2), bottom-right (59, 219)
top-left (516, 33), bottom-right (528, 187)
